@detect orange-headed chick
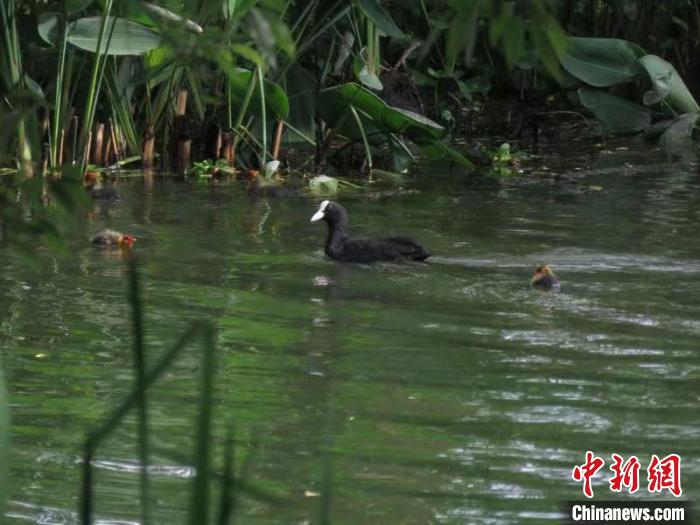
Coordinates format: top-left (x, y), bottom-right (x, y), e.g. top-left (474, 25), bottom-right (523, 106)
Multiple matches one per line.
top-left (92, 229), bottom-right (136, 249)
top-left (84, 170), bottom-right (100, 186)
top-left (531, 264), bottom-right (560, 291)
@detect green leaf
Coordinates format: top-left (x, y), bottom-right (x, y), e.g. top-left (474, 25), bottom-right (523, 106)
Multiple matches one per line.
top-left (353, 57), bottom-right (383, 90)
top-left (227, 67), bottom-right (289, 119)
top-left (231, 44), bottom-right (264, 67)
top-left (419, 141), bottom-right (474, 168)
top-left (23, 74), bottom-right (46, 101)
top-left (578, 87), bottom-right (651, 133)
top-left (354, 0), bottom-right (404, 39)
top-left (501, 16), bottom-right (524, 67)
top-left (143, 45), bottom-right (171, 69)
top-left (445, 2), bottom-right (478, 70)
top-left (309, 175), bottom-right (338, 194)
top-left (140, 2), bottom-right (203, 34)
top-left (67, 16), bottom-right (162, 55)
top-left (223, 0), bottom-right (256, 20)
top-left (638, 55), bottom-right (700, 113)
top-left (561, 37), bottom-right (646, 87)
top-left (284, 65), bottom-right (316, 140)
top-left (66, 0), bottom-right (94, 15)
top-left (319, 83), bottom-right (444, 143)
top-left (38, 12), bottom-right (61, 47)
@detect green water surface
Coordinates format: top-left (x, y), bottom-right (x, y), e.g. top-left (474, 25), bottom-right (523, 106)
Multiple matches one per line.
top-left (1, 143), bottom-right (699, 523)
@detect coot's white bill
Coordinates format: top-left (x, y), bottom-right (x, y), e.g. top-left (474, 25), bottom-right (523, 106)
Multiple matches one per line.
top-left (310, 200), bottom-right (330, 222)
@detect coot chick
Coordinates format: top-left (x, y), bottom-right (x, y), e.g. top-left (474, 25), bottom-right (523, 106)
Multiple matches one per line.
top-left (310, 200), bottom-right (431, 263)
top-left (85, 170), bottom-right (120, 200)
top-left (90, 186), bottom-right (120, 200)
top-left (92, 230), bottom-right (136, 249)
top-left (531, 264), bottom-right (560, 291)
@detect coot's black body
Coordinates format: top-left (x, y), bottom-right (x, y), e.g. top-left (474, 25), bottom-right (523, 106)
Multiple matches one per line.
top-left (310, 200), bottom-right (431, 263)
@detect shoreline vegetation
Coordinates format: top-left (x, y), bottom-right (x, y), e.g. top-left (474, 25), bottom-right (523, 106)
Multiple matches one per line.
top-left (3, 1), bottom-right (700, 251)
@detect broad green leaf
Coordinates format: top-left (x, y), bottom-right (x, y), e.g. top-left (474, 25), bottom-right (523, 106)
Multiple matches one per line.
top-left (319, 83), bottom-right (444, 143)
top-left (38, 12), bottom-right (61, 47)
top-left (578, 87), bottom-right (651, 133)
top-left (561, 37), bottom-right (646, 87)
top-left (141, 2), bottom-right (203, 34)
top-left (319, 83), bottom-right (473, 167)
top-left (67, 16), bottom-right (161, 55)
top-left (231, 44), bottom-right (264, 67)
top-left (420, 141), bottom-right (474, 168)
top-left (143, 45), bottom-right (171, 69)
top-left (227, 67), bottom-right (288, 119)
top-left (354, 0), bottom-right (404, 39)
top-left (223, 0), bottom-right (256, 20)
top-left (309, 175), bottom-right (338, 194)
top-left (502, 16), bottom-right (524, 67)
top-left (23, 74), bottom-right (46, 102)
top-left (0, 364), bottom-right (9, 519)
top-left (638, 55), bottom-right (700, 113)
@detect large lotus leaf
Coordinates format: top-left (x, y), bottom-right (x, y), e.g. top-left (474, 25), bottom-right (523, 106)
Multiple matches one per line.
top-left (639, 55), bottom-right (700, 113)
top-left (67, 16), bottom-right (161, 55)
top-left (354, 0), bottom-right (404, 38)
top-left (578, 87), bottom-right (651, 133)
top-left (561, 37), bottom-right (646, 87)
top-left (227, 67), bottom-right (289, 119)
top-left (319, 83), bottom-right (444, 143)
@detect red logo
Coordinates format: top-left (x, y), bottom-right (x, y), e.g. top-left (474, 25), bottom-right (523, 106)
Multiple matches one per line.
top-left (572, 451), bottom-right (605, 498)
top-left (573, 453), bottom-right (682, 498)
top-left (609, 454), bottom-right (640, 493)
top-left (647, 454), bottom-right (682, 497)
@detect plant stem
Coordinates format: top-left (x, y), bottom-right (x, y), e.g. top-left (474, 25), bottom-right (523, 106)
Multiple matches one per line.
top-left (51, 20), bottom-right (69, 168)
top-left (80, 0), bottom-right (114, 171)
top-left (257, 64), bottom-right (267, 170)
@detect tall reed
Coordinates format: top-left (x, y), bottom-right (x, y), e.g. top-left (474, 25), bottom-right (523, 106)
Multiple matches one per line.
top-left (0, 361), bottom-right (9, 519)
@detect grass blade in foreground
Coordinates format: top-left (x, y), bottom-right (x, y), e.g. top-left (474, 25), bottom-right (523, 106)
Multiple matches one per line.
top-left (80, 262), bottom-right (218, 524)
top-left (0, 361), bottom-right (9, 518)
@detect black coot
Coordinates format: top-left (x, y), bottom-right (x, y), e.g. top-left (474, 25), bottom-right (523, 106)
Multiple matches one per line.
top-left (310, 200), bottom-right (431, 263)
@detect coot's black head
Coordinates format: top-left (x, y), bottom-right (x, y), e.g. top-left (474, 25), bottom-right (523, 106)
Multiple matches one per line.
top-left (310, 200), bottom-right (349, 229)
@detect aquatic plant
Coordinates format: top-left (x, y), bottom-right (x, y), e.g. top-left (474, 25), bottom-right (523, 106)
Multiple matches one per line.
top-left (560, 36), bottom-right (700, 144)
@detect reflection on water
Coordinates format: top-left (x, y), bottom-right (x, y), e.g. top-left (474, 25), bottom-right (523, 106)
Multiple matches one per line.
top-left (1, 142), bottom-right (700, 523)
